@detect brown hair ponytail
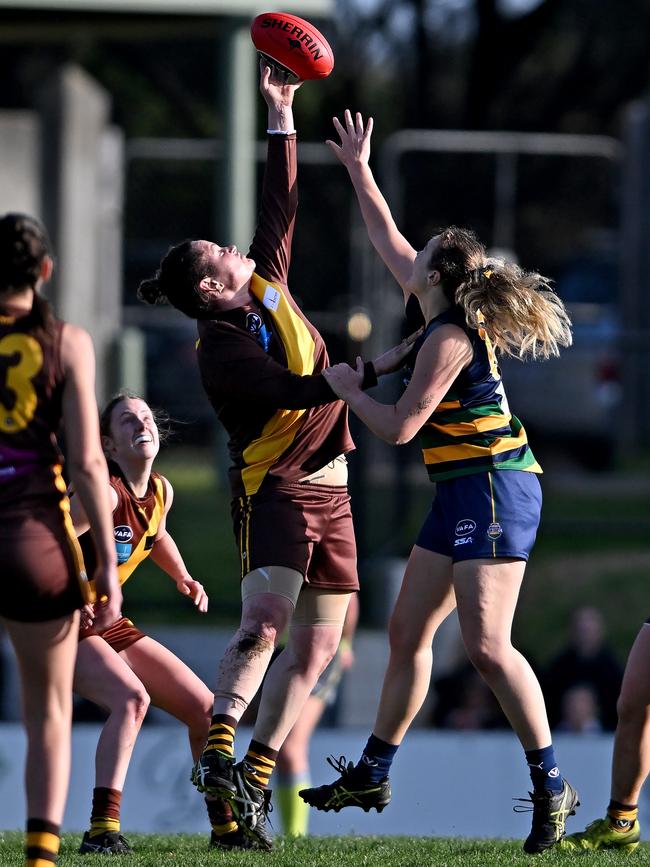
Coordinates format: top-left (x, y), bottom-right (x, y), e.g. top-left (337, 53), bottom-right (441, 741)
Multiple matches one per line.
top-left (0, 212), bottom-right (55, 330)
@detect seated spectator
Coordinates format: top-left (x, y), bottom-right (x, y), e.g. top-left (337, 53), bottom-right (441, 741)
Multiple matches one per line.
top-left (431, 661), bottom-right (506, 730)
top-left (556, 684), bottom-right (603, 734)
top-left (542, 606), bottom-right (623, 731)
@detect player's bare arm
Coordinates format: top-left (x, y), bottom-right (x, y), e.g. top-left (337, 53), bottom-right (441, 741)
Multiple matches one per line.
top-left (327, 109), bottom-right (417, 298)
top-left (324, 324), bottom-right (472, 444)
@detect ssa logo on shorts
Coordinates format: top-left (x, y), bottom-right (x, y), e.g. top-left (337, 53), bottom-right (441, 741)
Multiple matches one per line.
top-left (455, 519), bottom-right (476, 537)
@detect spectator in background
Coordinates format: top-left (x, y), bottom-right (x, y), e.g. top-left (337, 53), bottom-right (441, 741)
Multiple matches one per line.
top-left (542, 606), bottom-right (622, 732)
top-left (432, 661), bottom-right (506, 731)
top-left (555, 684), bottom-right (603, 735)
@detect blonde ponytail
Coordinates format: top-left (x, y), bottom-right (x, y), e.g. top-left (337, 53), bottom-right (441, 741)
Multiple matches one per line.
top-left (457, 259), bottom-right (573, 360)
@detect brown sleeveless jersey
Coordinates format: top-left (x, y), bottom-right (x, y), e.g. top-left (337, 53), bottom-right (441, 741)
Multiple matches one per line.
top-left (0, 307), bottom-right (66, 513)
top-left (79, 465), bottom-right (167, 589)
top-left (197, 134), bottom-right (354, 500)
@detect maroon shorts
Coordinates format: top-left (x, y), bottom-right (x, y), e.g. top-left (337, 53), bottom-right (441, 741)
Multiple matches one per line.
top-left (0, 506), bottom-right (86, 623)
top-left (232, 483), bottom-right (359, 591)
top-left (79, 615), bottom-right (146, 653)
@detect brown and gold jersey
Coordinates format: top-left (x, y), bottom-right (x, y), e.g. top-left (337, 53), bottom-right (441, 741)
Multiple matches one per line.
top-left (80, 466), bottom-right (167, 588)
top-left (0, 306), bottom-right (66, 513)
top-left (197, 134), bottom-right (353, 499)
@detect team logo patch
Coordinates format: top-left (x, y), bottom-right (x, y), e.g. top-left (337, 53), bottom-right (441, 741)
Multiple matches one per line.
top-left (114, 525), bottom-right (133, 543)
top-left (487, 522), bottom-right (503, 540)
top-left (455, 519), bottom-right (476, 537)
top-left (245, 312), bottom-right (262, 334)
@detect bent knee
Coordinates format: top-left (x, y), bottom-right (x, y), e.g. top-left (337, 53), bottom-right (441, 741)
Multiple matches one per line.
top-left (465, 642), bottom-right (510, 677)
top-left (124, 687), bottom-right (150, 725)
top-left (240, 599), bottom-right (293, 645)
top-left (388, 616), bottom-right (426, 658)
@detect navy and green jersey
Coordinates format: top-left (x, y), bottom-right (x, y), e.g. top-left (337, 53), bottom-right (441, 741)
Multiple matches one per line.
top-left (405, 303), bottom-right (541, 482)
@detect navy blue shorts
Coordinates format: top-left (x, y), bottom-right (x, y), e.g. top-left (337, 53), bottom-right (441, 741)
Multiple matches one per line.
top-left (416, 470), bottom-right (542, 563)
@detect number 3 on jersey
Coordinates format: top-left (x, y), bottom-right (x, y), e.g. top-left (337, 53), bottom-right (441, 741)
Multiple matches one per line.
top-left (0, 333), bottom-right (43, 433)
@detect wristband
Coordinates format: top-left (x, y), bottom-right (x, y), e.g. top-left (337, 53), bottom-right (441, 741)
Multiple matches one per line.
top-left (267, 128), bottom-right (296, 135)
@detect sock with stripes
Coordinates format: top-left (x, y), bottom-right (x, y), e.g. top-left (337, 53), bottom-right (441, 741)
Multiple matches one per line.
top-left (88, 787), bottom-right (121, 837)
top-left (204, 714), bottom-right (237, 759)
top-left (25, 818), bottom-right (60, 866)
top-left (205, 796), bottom-right (238, 837)
top-left (354, 733), bottom-right (399, 784)
top-left (243, 740), bottom-right (278, 789)
top-left (607, 799), bottom-right (638, 831)
top-left (525, 744), bottom-right (563, 794)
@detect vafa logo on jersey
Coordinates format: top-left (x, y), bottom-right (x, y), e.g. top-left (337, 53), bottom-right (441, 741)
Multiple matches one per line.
top-left (114, 525), bottom-right (133, 543)
top-left (114, 525), bottom-right (133, 565)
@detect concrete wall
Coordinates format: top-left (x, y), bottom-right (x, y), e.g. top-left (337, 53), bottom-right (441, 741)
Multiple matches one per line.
top-left (0, 112), bottom-right (41, 218)
top-left (0, 64), bottom-right (125, 403)
top-left (0, 722), bottom-right (643, 841)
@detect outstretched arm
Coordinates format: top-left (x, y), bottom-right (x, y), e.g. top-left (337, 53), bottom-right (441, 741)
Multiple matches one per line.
top-left (327, 110), bottom-right (417, 301)
top-left (248, 63), bottom-right (302, 284)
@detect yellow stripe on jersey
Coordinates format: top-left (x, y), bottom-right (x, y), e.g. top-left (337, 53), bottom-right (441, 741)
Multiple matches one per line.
top-left (115, 476), bottom-right (166, 585)
top-left (426, 413), bottom-right (513, 437)
top-left (422, 421), bottom-right (529, 465)
top-left (54, 464), bottom-right (91, 604)
top-left (241, 274), bottom-right (316, 496)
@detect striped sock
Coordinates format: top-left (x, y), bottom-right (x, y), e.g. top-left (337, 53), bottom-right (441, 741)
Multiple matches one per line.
top-left (89, 787), bottom-right (121, 837)
top-left (205, 796), bottom-right (237, 837)
top-left (243, 740), bottom-right (278, 789)
top-left (607, 800), bottom-right (638, 831)
top-left (25, 818), bottom-right (60, 866)
top-left (204, 714), bottom-right (237, 758)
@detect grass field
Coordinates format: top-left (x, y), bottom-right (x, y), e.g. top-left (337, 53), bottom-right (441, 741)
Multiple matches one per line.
top-left (2, 833), bottom-right (650, 866)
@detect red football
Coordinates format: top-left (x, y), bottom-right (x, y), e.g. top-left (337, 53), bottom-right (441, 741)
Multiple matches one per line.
top-left (251, 11), bottom-right (334, 81)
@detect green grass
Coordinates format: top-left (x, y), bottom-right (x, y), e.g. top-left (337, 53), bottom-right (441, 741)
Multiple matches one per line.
top-left (2, 833), bottom-right (650, 866)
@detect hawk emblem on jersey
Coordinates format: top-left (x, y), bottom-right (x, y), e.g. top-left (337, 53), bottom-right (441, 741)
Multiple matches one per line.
top-left (246, 312), bottom-right (263, 334)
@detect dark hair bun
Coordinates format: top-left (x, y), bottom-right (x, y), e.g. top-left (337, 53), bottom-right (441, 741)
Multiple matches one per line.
top-left (137, 276), bottom-right (167, 305)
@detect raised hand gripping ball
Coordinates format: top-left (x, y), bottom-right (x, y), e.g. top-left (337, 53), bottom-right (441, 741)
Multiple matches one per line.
top-left (251, 11), bottom-right (334, 83)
